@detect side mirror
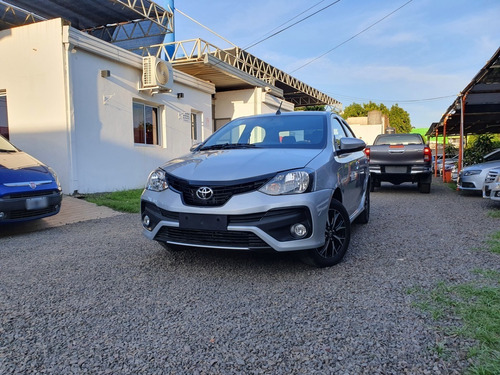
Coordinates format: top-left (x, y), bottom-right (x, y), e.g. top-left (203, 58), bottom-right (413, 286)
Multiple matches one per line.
top-left (337, 138), bottom-right (366, 155)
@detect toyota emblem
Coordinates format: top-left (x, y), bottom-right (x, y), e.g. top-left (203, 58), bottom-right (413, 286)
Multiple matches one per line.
top-left (196, 186), bottom-right (214, 200)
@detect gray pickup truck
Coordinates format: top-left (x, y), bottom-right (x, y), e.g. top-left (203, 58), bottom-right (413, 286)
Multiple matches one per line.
top-left (364, 133), bottom-right (432, 193)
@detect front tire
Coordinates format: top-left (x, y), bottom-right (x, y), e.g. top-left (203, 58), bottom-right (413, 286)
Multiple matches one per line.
top-left (304, 199), bottom-right (351, 267)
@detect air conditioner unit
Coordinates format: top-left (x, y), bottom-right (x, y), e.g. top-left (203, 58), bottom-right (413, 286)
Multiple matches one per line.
top-left (142, 56), bottom-right (173, 92)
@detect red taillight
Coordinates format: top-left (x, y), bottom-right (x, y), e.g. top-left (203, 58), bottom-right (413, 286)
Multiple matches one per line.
top-left (423, 146), bottom-right (432, 162)
top-left (364, 147), bottom-right (370, 161)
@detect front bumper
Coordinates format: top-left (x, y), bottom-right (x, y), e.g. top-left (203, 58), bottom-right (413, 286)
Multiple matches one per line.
top-left (0, 189), bottom-right (62, 223)
top-left (369, 165), bottom-right (431, 183)
top-left (141, 188), bottom-right (333, 252)
top-left (457, 176), bottom-right (482, 191)
top-left (483, 182), bottom-right (500, 201)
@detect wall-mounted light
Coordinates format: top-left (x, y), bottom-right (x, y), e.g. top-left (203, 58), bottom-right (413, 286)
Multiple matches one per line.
top-left (177, 93), bottom-right (184, 99)
top-left (100, 70), bottom-right (110, 78)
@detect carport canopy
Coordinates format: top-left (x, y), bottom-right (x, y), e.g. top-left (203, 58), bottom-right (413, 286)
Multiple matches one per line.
top-left (427, 47), bottom-right (500, 137)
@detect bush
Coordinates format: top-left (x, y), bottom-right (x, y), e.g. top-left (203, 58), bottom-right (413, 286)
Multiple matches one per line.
top-left (464, 134), bottom-right (497, 166)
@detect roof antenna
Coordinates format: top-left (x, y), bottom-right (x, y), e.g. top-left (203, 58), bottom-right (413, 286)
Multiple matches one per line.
top-left (276, 101), bottom-right (283, 115)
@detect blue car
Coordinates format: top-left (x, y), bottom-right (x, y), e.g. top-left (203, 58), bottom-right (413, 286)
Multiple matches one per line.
top-left (0, 135), bottom-right (62, 223)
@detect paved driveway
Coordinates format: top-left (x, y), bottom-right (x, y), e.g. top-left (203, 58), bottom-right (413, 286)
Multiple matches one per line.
top-left (1, 180), bottom-right (499, 374)
top-left (0, 196), bottom-right (120, 238)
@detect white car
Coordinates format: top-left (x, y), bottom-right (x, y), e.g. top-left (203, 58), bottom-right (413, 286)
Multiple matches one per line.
top-left (458, 149), bottom-right (500, 192)
top-left (483, 167), bottom-right (500, 202)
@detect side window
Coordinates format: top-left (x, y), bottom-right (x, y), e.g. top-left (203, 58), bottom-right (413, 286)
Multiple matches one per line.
top-left (341, 120), bottom-right (356, 138)
top-left (0, 92), bottom-right (9, 140)
top-left (133, 101), bottom-right (160, 145)
top-left (249, 126), bottom-right (266, 144)
top-left (191, 112), bottom-right (199, 141)
top-left (216, 124), bottom-right (245, 144)
top-left (331, 117), bottom-right (347, 150)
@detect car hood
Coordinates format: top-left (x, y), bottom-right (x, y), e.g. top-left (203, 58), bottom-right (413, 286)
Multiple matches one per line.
top-left (0, 151), bottom-right (53, 183)
top-left (463, 160), bottom-right (500, 172)
top-left (161, 148), bottom-right (322, 181)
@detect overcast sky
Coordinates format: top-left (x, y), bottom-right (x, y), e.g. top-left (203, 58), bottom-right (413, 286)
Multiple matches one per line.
top-left (159, 0), bottom-right (500, 129)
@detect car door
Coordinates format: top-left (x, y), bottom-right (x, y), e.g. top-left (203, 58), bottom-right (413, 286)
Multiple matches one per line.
top-left (331, 116), bottom-right (364, 216)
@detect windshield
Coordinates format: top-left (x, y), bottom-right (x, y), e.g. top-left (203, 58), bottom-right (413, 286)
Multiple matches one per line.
top-left (0, 135), bottom-right (17, 152)
top-left (374, 134), bottom-right (423, 146)
top-left (200, 114), bottom-right (327, 151)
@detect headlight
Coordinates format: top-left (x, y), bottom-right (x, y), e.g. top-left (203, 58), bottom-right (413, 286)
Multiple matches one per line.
top-left (463, 169), bottom-right (481, 176)
top-left (146, 169), bottom-right (168, 192)
top-left (259, 170), bottom-right (311, 195)
top-left (47, 167), bottom-right (61, 189)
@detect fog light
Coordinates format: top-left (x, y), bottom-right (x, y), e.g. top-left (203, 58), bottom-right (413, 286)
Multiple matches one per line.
top-left (0, 212), bottom-right (4, 219)
top-left (291, 223), bottom-right (307, 238)
top-left (143, 215), bottom-right (151, 228)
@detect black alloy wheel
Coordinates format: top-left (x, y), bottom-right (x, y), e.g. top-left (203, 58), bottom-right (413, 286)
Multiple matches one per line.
top-left (305, 199), bottom-right (351, 267)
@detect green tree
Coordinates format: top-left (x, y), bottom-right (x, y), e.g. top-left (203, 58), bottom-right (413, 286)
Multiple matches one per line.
top-left (389, 104), bottom-right (412, 133)
top-left (343, 102), bottom-right (411, 133)
top-left (295, 105), bottom-right (326, 111)
top-left (464, 134), bottom-right (496, 166)
top-left (343, 102), bottom-right (366, 118)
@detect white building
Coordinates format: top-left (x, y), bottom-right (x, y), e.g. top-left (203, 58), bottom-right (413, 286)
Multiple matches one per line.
top-left (0, 1), bottom-right (340, 194)
top-left (346, 110), bottom-right (390, 145)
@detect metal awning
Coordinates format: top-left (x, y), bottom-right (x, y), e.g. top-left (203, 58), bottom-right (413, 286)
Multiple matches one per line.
top-left (0, 0), bottom-right (173, 49)
top-left (141, 39), bottom-right (342, 110)
top-left (427, 47), bottom-right (500, 136)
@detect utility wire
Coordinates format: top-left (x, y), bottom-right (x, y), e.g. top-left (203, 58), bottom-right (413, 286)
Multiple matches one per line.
top-left (290, 0), bottom-right (414, 73)
top-left (329, 93), bottom-right (456, 104)
top-left (175, 7), bottom-right (238, 48)
top-left (244, 0), bottom-right (342, 50)
top-left (243, 0), bottom-right (327, 50)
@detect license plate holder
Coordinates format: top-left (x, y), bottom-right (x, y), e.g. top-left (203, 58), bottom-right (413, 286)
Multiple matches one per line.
top-left (385, 166), bottom-right (407, 174)
top-left (179, 213), bottom-right (227, 230)
top-left (25, 196), bottom-right (49, 210)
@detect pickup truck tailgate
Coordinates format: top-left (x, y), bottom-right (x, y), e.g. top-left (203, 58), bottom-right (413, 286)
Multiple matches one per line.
top-left (370, 145), bottom-right (426, 167)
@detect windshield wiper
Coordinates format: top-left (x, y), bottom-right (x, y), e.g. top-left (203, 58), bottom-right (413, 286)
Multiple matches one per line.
top-left (200, 143), bottom-right (257, 151)
top-left (0, 149), bottom-right (16, 152)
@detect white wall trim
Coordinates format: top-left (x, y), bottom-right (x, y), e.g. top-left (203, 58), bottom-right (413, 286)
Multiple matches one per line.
top-left (65, 25), bottom-right (215, 95)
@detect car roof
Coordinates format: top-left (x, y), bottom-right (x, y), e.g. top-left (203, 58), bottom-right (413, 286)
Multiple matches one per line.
top-left (236, 111), bottom-right (332, 121)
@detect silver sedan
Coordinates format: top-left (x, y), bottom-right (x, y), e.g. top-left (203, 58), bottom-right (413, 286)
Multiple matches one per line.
top-left (141, 111), bottom-right (370, 267)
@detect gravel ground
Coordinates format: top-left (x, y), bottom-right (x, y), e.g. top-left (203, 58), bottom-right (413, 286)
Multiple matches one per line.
top-left (1, 179), bottom-right (499, 374)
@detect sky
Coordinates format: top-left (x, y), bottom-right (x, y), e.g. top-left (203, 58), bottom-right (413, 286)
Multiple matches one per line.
top-left (157, 0), bottom-right (500, 129)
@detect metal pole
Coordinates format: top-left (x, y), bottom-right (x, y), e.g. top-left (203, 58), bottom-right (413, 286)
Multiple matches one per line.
top-left (442, 116), bottom-right (447, 182)
top-left (458, 94), bottom-right (466, 173)
top-left (434, 127), bottom-right (438, 177)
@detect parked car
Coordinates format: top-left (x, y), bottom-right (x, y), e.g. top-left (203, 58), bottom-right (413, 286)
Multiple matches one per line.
top-left (364, 133), bottom-right (432, 193)
top-left (0, 135), bottom-right (62, 223)
top-left (483, 167), bottom-right (500, 202)
top-left (457, 149), bottom-right (500, 192)
top-left (439, 155), bottom-right (458, 176)
top-left (141, 111), bottom-right (369, 267)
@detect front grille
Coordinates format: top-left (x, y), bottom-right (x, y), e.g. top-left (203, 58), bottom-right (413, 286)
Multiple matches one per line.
top-left (4, 190), bottom-right (57, 199)
top-left (9, 206), bottom-right (58, 220)
top-left (461, 182), bottom-right (475, 188)
top-left (485, 170), bottom-right (499, 184)
top-left (155, 227), bottom-right (270, 249)
top-left (166, 174), bottom-right (272, 207)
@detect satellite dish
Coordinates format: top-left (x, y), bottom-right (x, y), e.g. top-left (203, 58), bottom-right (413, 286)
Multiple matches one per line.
top-left (156, 61), bottom-right (170, 85)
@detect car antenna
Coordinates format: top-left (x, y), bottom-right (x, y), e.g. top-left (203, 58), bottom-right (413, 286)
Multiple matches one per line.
top-left (276, 101), bottom-right (283, 115)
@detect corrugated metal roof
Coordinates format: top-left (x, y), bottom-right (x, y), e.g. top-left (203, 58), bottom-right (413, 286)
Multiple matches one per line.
top-left (427, 47), bottom-right (500, 136)
top-left (0, 0), bottom-right (173, 49)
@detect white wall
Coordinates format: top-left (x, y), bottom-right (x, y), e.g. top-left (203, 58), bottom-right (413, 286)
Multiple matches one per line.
top-left (0, 19), bottom-right (72, 190)
top-left (349, 124), bottom-right (384, 145)
top-left (0, 19), bottom-right (215, 194)
top-left (214, 87), bottom-right (293, 121)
